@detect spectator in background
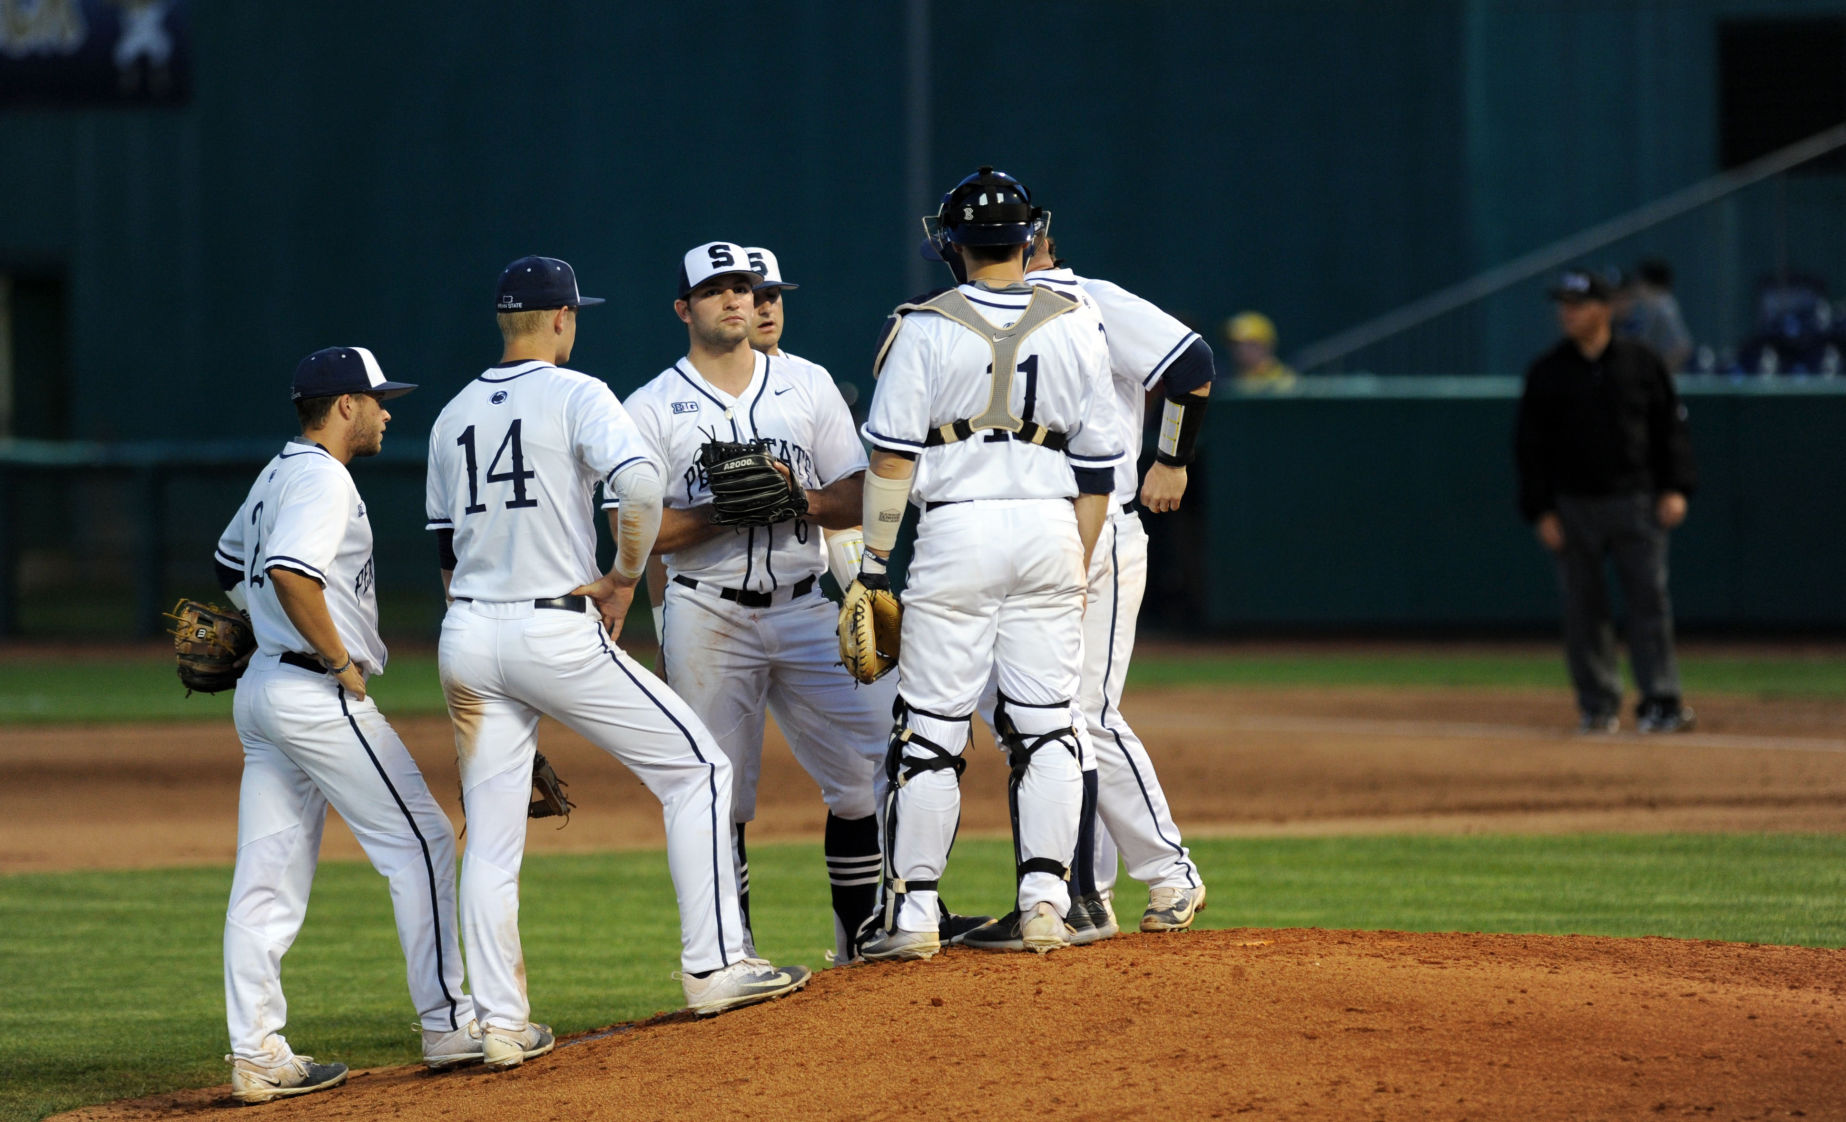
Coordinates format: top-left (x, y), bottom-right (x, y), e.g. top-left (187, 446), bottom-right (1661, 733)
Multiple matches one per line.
top-left (1221, 311), bottom-right (1297, 392)
top-left (1618, 258), bottom-right (1694, 373)
top-left (1514, 268), bottom-right (1699, 735)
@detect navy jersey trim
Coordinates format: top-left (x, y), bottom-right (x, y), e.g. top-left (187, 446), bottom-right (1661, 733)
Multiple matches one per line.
top-left (604, 454), bottom-right (648, 487)
top-left (961, 293), bottom-right (1031, 311)
top-left (479, 361), bottom-right (550, 384)
top-left (338, 690), bottom-right (462, 1029)
top-left (672, 363), bottom-right (730, 411)
top-left (865, 428), bottom-right (926, 451)
top-left (746, 356), bottom-right (772, 434)
top-left (264, 556), bottom-right (326, 585)
top-left (1066, 450), bottom-right (1123, 464)
top-left (425, 516), bottom-right (454, 530)
top-left (214, 547), bottom-right (244, 567)
top-left (592, 628), bottom-right (731, 966)
top-left (1142, 333), bottom-right (1200, 389)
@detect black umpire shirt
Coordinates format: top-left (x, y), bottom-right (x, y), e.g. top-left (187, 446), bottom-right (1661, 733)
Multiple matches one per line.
top-left (1513, 336), bottom-right (1697, 522)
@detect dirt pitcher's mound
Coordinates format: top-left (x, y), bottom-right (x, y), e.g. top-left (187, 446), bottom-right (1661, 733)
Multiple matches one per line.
top-left (55, 928), bottom-right (1846, 1121)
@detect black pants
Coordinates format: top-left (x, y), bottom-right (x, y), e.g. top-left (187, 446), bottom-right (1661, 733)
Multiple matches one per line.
top-left (1553, 492), bottom-right (1682, 717)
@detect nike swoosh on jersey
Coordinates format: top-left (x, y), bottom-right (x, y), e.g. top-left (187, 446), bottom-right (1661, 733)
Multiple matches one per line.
top-left (774, 387), bottom-right (792, 395)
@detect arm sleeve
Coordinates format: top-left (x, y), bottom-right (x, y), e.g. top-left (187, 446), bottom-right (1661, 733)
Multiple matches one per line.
top-left (608, 460), bottom-right (663, 579)
top-left (1649, 357), bottom-right (1698, 496)
top-left (1513, 366), bottom-right (1555, 522)
top-left (1159, 337), bottom-right (1217, 395)
top-left (262, 467), bottom-right (347, 586)
top-left (862, 322), bottom-right (934, 454)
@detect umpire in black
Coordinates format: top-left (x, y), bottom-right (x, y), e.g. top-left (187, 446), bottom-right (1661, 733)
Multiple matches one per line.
top-left (1515, 268), bottom-right (1698, 734)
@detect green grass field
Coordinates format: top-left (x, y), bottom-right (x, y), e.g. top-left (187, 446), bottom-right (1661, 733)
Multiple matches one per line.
top-left (1, 834), bottom-right (1842, 1121)
top-left (4, 646), bottom-right (1845, 724)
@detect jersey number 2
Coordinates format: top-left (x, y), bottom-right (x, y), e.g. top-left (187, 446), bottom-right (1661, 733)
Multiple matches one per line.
top-left (458, 421), bottom-right (539, 513)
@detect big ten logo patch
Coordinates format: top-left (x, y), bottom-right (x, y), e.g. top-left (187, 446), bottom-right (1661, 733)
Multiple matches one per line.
top-left (354, 557), bottom-right (376, 599)
top-left (670, 401), bottom-right (700, 415)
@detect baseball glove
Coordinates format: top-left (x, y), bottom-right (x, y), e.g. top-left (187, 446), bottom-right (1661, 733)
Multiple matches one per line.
top-left (164, 598), bottom-right (256, 695)
top-left (700, 439), bottom-right (808, 527)
top-left (837, 575), bottom-right (902, 684)
top-left (529, 752), bottom-right (575, 823)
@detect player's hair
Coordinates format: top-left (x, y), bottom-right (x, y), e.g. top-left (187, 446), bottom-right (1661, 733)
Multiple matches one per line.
top-left (497, 307), bottom-right (556, 344)
top-left (294, 394), bottom-right (340, 430)
top-left (962, 242), bottom-right (1024, 266)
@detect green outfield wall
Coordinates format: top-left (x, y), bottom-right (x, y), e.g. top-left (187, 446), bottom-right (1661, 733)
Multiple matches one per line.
top-left (1199, 378), bottom-right (1846, 631)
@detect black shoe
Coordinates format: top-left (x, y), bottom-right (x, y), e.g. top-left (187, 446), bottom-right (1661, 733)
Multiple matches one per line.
top-left (1637, 699), bottom-right (1697, 734)
top-left (937, 901), bottom-right (997, 945)
top-left (961, 902), bottom-right (1071, 954)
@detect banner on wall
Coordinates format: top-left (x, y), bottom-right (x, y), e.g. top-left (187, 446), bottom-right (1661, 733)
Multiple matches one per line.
top-left (0, 0), bottom-right (190, 106)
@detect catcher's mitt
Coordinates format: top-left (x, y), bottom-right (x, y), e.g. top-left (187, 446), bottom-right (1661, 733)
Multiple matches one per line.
top-left (165, 598), bottom-right (256, 695)
top-left (529, 751), bottom-right (575, 823)
top-left (837, 576), bottom-right (901, 684)
top-left (700, 439), bottom-right (808, 527)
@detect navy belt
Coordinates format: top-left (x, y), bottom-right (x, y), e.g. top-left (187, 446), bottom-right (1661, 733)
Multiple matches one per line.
top-left (453, 595), bottom-right (586, 612)
top-left (673, 574), bottom-right (815, 608)
top-left (1121, 499), bottom-right (1141, 515)
top-left (280, 651), bottom-right (328, 674)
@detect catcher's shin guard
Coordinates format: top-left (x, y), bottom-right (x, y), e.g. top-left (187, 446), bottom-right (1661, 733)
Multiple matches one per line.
top-left (994, 693), bottom-right (1083, 899)
top-left (825, 811), bottom-right (881, 960)
top-left (859, 701), bottom-right (969, 946)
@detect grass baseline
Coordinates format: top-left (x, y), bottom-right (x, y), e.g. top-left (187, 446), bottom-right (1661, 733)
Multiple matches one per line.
top-left (0, 833), bottom-right (1841, 1121)
top-left (2, 647), bottom-right (1844, 724)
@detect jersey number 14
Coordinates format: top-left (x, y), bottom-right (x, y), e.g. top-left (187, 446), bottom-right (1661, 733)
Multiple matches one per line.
top-left (457, 421), bottom-right (539, 513)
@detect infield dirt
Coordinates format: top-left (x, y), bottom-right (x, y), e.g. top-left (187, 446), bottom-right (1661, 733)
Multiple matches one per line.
top-left (17, 681), bottom-right (1846, 1119)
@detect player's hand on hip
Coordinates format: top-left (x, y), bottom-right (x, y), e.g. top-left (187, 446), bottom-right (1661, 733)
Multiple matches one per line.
top-left (573, 573), bottom-right (639, 639)
top-left (1139, 462), bottom-right (1189, 513)
top-left (1655, 491), bottom-right (1688, 529)
top-left (1534, 512), bottom-right (1566, 553)
top-left (333, 662), bottom-right (367, 702)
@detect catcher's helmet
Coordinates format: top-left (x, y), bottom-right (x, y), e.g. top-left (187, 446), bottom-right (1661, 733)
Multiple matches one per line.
top-left (923, 166), bottom-right (1048, 264)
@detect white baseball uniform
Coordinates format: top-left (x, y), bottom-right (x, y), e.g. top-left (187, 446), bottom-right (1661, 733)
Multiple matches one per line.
top-left (1025, 267), bottom-right (1204, 901)
top-left (625, 348), bottom-right (884, 959)
top-left (426, 359), bottom-right (747, 1034)
top-left (864, 280), bottom-right (1124, 932)
top-left (216, 438), bottom-right (470, 1066)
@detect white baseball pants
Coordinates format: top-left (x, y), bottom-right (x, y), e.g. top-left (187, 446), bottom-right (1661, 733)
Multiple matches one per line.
top-left (225, 654), bottom-right (470, 1065)
top-left (1082, 512), bottom-right (1200, 899)
top-left (439, 599), bottom-right (745, 1035)
top-left (888, 499), bottom-right (1086, 932)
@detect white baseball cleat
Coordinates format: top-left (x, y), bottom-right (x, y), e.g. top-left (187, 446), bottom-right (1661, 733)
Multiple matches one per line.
top-left (481, 1022), bottom-right (554, 1071)
top-left (422, 1018), bottom-right (484, 1070)
top-left (681, 958), bottom-right (812, 1016)
top-left (1141, 884), bottom-right (1208, 932)
top-left (226, 1053), bottom-right (349, 1104)
top-left (858, 926), bottom-right (942, 962)
top-left (962, 901), bottom-right (1072, 954)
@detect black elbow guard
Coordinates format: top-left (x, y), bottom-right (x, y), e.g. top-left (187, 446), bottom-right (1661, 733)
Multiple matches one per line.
top-left (1154, 391), bottom-right (1208, 466)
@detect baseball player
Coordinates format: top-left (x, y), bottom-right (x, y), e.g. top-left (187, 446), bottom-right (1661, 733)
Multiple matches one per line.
top-left (852, 167), bottom-right (1124, 959)
top-left (1022, 232), bottom-right (1212, 935)
top-left (426, 256), bottom-right (809, 1067)
top-left (213, 347), bottom-right (477, 1103)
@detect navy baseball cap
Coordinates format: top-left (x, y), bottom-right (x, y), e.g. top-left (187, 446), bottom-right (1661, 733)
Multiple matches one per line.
top-left (495, 255), bottom-right (605, 312)
top-left (1548, 269), bottom-right (1613, 303)
top-left (291, 346), bottom-right (416, 402)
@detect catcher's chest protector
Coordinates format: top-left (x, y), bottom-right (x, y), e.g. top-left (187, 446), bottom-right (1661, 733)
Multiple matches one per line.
top-left (876, 286), bottom-right (1079, 447)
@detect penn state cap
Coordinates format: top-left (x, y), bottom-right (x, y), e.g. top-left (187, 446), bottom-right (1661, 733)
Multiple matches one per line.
top-left (291, 346), bottom-right (416, 402)
top-left (678, 241), bottom-right (763, 297)
top-left (744, 246), bottom-right (799, 291)
top-left (495, 255), bottom-right (605, 312)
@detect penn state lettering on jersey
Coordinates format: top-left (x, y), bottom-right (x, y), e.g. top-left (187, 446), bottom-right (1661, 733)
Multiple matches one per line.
top-left (626, 348), bottom-right (865, 592)
top-left (863, 281), bottom-right (1124, 505)
top-left (215, 438), bottom-right (388, 674)
top-left (426, 360), bottom-right (656, 601)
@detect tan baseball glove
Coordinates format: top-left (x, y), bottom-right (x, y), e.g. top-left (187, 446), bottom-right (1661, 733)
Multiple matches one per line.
top-left (164, 598), bottom-right (256, 695)
top-left (837, 576), bottom-right (901, 684)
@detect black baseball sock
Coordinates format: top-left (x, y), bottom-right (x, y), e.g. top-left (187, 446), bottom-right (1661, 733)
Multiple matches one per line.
top-left (825, 811), bottom-right (881, 954)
